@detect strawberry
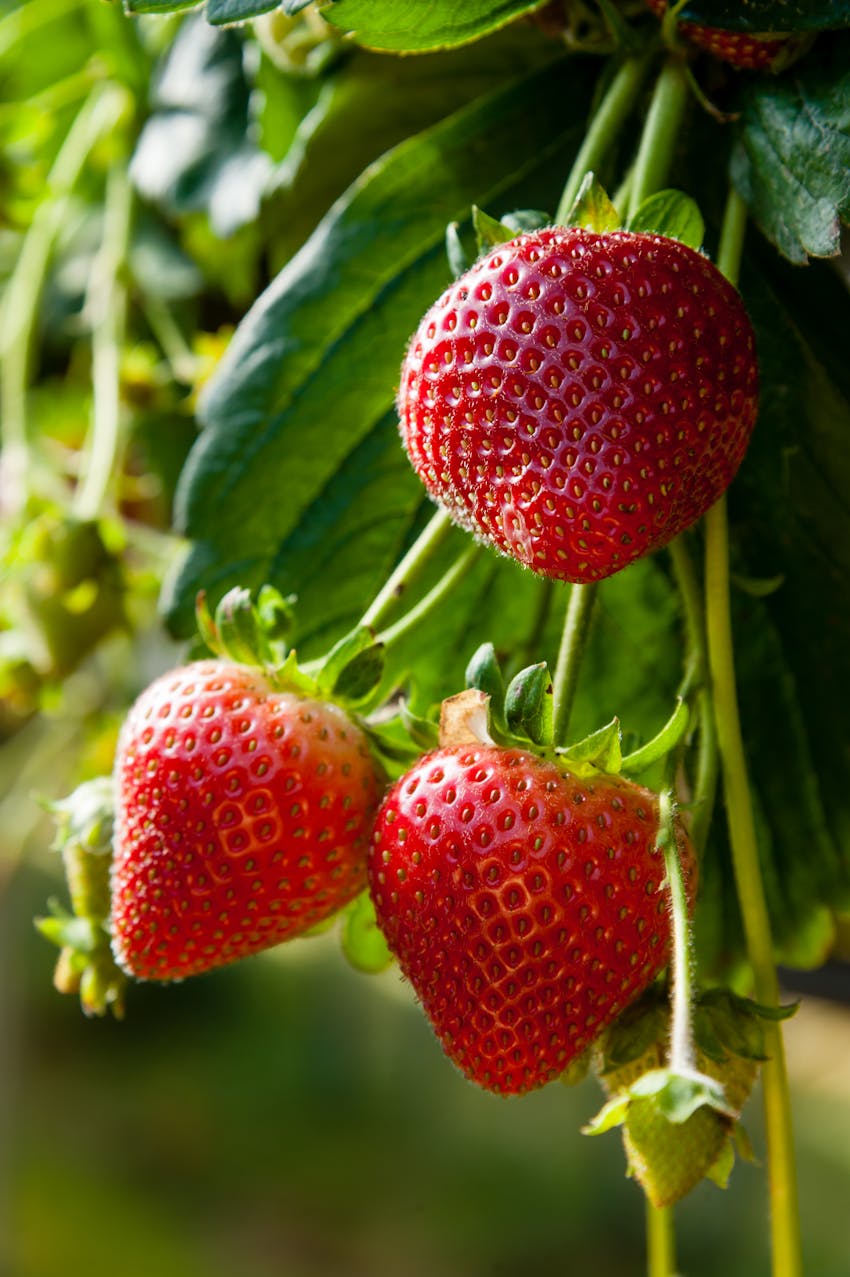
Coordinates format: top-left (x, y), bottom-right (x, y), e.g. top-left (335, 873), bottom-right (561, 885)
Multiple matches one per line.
top-left (397, 227), bottom-right (758, 583)
top-left (645, 1), bottom-right (789, 70)
top-left (112, 659), bottom-right (384, 981)
top-left (368, 744), bottom-right (694, 1095)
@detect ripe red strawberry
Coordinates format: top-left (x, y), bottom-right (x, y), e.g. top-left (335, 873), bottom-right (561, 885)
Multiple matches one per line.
top-left (645, 0), bottom-right (789, 70)
top-left (368, 745), bottom-right (694, 1095)
top-left (398, 227), bottom-right (758, 583)
top-left (112, 660), bottom-right (383, 981)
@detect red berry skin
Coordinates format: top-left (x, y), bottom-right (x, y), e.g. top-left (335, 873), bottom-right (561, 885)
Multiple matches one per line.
top-left (112, 660), bottom-right (383, 981)
top-left (369, 746), bottom-right (694, 1096)
top-left (398, 228), bottom-right (758, 583)
top-left (645, 0), bottom-right (788, 69)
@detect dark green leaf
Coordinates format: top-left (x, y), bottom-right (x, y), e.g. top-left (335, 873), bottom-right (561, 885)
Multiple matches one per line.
top-left (626, 189), bottom-right (704, 250)
top-left (731, 36), bottom-right (850, 263)
top-left (264, 29), bottom-right (556, 271)
top-left (322, 0), bottom-right (547, 52)
top-left (129, 16), bottom-right (272, 237)
top-left (206, 0), bottom-right (278, 23)
top-left (680, 1), bottom-right (850, 32)
top-left (161, 56), bottom-right (598, 709)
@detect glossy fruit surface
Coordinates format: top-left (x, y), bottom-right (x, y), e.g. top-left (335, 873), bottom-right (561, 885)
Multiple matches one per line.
top-left (369, 744), bottom-right (694, 1095)
top-left (398, 227), bottom-right (758, 583)
top-left (112, 660), bottom-right (383, 980)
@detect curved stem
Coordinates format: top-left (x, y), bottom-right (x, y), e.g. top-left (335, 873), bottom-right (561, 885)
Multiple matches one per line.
top-left (0, 84), bottom-right (123, 513)
top-left (73, 165), bottom-right (134, 521)
top-left (704, 186), bottom-right (801, 1277)
top-left (551, 581), bottom-right (597, 746)
top-left (360, 507), bottom-right (455, 631)
top-left (646, 1201), bottom-right (676, 1277)
top-left (627, 58), bottom-right (689, 220)
top-left (376, 543), bottom-right (481, 653)
top-left (555, 50), bottom-right (655, 225)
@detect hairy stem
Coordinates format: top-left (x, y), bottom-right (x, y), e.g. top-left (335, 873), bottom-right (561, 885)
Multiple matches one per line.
top-left (555, 50), bottom-right (655, 224)
top-left (360, 507), bottom-right (456, 631)
top-left (646, 1201), bottom-right (677, 1277)
top-left (704, 186), bottom-right (801, 1277)
top-left (627, 58), bottom-right (689, 220)
top-left (73, 165), bottom-right (134, 521)
top-left (376, 543), bottom-right (481, 654)
top-left (658, 789), bottom-right (695, 1074)
top-left (551, 581), bottom-right (597, 747)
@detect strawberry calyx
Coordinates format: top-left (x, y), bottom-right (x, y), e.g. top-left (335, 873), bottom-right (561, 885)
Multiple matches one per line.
top-left (35, 777), bottom-right (126, 1018)
top-left (461, 641), bottom-right (690, 781)
top-left (583, 986), bottom-right (796, 1205)
top-left (195, 586), bottom-right (388, 718)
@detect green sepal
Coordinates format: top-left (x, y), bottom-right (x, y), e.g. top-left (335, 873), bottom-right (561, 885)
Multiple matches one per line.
top-left (587, 1066), bottom-right (734, 1133)
top-left (565, 172), bottom-right (621, 234)
top-left (35, 905), bottom-right (105, 956)
top-left (271, 648), bottom-right (320, 697)
top-left (598, 994), bottom-right (668, 1072)
top-left (501, 208), bottom-right (550, 234)
top-left (195, 585), bottom-right (296, 669)
top-left (697, 988), bottom-right (797, 1063)
top-left (340, 892), bottom-right (394, 974)
top-left (626, 190), bottom-right (705, 252)
top-left (445, 221), bottom-right (470, 278)
top-left (621, 699), bottom-right (690, 776)
top-left (399, 702), bottom-right (441, 752)
top-left (583, 1091), bottom-right (631, 1136)
top-left (730, 571), bottom-right (785, 598)
top-left (316, 625), bottom-right (385, 707)
top-left (465, 643), bottom-right (509, 741)
top-left (704, 1137), bottom-right (736, 1190)
top-left (559, 1048), bottom-right (593, 1088)
top-left (472, 204), bottom-right (515, 253)
top-left (558, 717), bottom-right (622, 774)
top-left (504, 661), bottom-right (553, 746)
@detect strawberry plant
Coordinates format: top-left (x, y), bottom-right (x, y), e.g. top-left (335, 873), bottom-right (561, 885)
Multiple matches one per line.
top-left (4, 1), bottom-right (850, 1274)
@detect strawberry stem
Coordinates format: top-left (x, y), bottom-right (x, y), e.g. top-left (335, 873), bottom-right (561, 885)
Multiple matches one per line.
top-left (627, 58), bottom-right (689, 219)
top-left (554, 50), bottom-right (656, 225)
top-left (668, 535), bottom-right (718, 853)
top-left (375, 542), bottom-right (481, 654)
top-left (646, 1200), bottom-right (676, 1277)
top-left (0, 83), bottom-right (123, 515)
top-left (657, 789), bottom-right (696, 1076)
top-left (360, 506), bottom-right (455, 631)
top-left (551, 581), bottom-right (597, 746)
top-left (704, 187), bottom-right (802, 1277)
top-left (73, 164), bottom-right (134, 521)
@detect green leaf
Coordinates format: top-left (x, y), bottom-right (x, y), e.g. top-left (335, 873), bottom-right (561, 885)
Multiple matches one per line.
top-left (504, 662), bottom-right (553, 746)
top-left (626, 190), bottom-right (705, 251)
top-left (206, 0), bottom-right (278, 23)
top-left (264, 28), bottom-right (557, 271)
top-left (322, 0), bottom-right (548, 52)
top-left (565, 172), bottom-right (621, 233)
top-left (161, 55), bottom-right (599, 709)
top-left (122, 0), bottom-right (200, 12)
top-left (679, 1), bottom-right (850, 32)
top-left (129, 15), bottom-right (272, 237)
top-left (730, 37), bottom-right (850, 263)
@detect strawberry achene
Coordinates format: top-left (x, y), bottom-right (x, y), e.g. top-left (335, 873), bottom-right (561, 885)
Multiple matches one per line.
top-left (112, 660), bottom-right (383, 981)
top-left (369, 745), bottom-right (694, 1095)
top-left (398, 227), bottom-right (758, 583)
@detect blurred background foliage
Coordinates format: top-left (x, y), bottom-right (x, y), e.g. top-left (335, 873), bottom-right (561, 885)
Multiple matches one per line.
top-left (1, 1), bottom-right (850, 1273)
